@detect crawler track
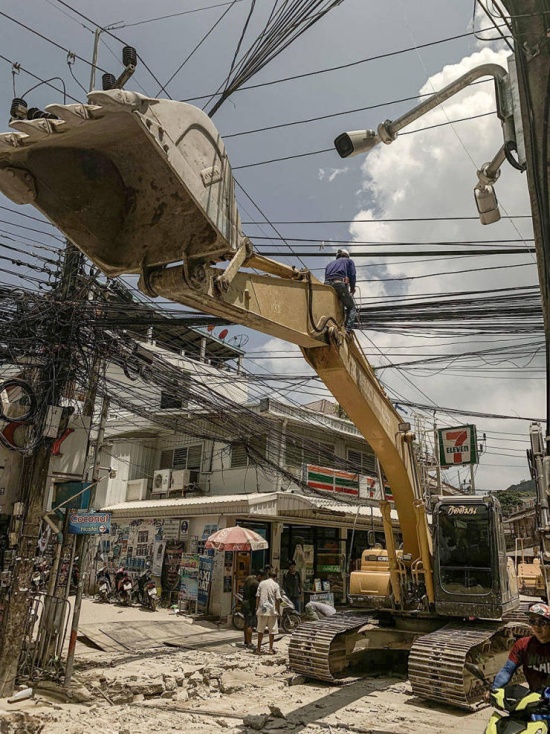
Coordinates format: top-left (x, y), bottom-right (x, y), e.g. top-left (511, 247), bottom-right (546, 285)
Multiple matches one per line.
top-left (409, 620), bottom-right (530, 710)
top-left (288, 615), bottom-right (369, 682)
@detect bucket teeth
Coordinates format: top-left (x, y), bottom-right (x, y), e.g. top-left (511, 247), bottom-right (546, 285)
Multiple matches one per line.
top-left (9, 118), bottom-right (66, 140)
top-left (0, 132), bottom-right (28, 151)
top-left (87, 89), bottom-right (159, 113)
top-left (44, 103), bottom-right (103, 123)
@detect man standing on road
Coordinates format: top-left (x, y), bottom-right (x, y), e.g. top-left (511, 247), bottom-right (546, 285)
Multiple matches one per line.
top-left (255, 570), bottom-right (281, 655)
top-left (283, 562), bottom-right (302, 613)
top-left (242, 569), bottom-right (262, 650)
top-left (324, 248), bottom-right (357, 334)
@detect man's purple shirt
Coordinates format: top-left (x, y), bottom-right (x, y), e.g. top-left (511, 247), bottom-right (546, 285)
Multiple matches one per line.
top-left (325, 258), bottom-right (356, 289)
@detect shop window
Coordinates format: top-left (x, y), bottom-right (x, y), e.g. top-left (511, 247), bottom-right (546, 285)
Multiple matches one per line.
top-left (285, 434), bottom-right (335, 467)
top-left (347, 448), bottom-right (376, 475)
top-left (231, 435), bottom-right (267, 468)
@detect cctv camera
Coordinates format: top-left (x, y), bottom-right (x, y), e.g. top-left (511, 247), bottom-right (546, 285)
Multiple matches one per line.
top-left (474, 184), bottom-right (501, 225)
top-left (334, 129), bottom-right (378, 159)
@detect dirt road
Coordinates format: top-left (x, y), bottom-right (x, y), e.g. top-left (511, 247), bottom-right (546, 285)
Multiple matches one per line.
top-left (0, 599), bottom-right (492, 733)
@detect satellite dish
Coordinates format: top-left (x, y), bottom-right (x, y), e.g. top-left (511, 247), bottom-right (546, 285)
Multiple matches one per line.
top-left (228, 334), bottom-right (249, 348)
top-left (218, 329), bottom-right (229, 340)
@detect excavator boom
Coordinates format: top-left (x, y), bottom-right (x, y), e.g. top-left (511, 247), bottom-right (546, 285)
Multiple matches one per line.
top-left (0, 89), bottom-right (430, 590)
top-left (0, 90), bottom-right (525, 706)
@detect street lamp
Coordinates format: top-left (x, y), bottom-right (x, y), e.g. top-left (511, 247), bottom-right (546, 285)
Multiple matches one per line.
top-left (334, 62), bottom-right (522, 225)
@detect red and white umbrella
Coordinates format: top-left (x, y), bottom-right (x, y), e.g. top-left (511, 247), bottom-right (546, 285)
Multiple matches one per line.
top-left (205, 526), bottom-right (268, 552)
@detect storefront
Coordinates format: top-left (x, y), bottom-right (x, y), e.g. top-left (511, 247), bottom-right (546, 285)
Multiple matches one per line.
top-left (102, 491), bottom-right (401, 618)
top-left (280, 524), bottom-right (346, 603)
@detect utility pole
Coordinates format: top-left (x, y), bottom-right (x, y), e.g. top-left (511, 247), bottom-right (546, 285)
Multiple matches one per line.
top-left (0, 245), bottom-right (82, 697)
top-left (500, 0), bottom-right (550, 597)
top-left (500, 1), bottom-right (550, 417)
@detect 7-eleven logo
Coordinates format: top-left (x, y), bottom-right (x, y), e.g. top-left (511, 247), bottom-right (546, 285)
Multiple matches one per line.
top-left (438, 425), bottom-right (477, 467)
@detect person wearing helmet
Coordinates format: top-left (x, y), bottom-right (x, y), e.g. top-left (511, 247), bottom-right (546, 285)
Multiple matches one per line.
top-left (492, 603), bottom-right (550, 691)
top-left (324, 249), bottom-right (357, 334)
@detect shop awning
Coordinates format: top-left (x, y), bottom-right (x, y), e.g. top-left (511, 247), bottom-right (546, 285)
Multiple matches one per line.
top-left (102, 491), bottom-right (399, 524)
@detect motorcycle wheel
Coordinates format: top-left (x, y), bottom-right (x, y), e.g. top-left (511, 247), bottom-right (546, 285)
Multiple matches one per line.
top-left (282, 611), bottom-right (301, 634)
top-left (232, 612), bottom-right (245, 631)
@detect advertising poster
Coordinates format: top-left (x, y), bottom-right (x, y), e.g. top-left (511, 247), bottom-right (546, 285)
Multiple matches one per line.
top-left (180, 553), bottom-right (200, 601)
top-left (152, 539), bottom-right (166, 576)
top-left (197, 556), bottom-right (214, 610)
top-left (304, 545), bottom-right (314, 572)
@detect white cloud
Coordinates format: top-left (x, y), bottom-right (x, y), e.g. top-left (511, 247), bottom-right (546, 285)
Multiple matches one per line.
top-left (318, 166), bottom-right (349, 182)
top-left (348, 47), bottom-right (541, 490)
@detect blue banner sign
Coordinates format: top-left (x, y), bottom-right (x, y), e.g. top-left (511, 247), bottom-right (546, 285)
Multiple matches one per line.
top-left (198, 556), bottom-right (214, 609)
top-left (69, 511), bottom-right (111, 535)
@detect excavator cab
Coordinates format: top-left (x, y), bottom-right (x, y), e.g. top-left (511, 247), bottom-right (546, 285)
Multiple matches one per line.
top-left (433, 495), bottom-right (518, 619)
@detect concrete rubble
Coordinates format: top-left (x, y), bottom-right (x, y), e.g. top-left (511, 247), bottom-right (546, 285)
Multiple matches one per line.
top-left (0, 601), bottom-right (492, 733)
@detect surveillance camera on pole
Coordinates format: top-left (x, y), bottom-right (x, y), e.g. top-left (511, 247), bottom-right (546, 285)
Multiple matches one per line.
top-left (474, 145), bottom-right (507, 225)
top-left (334, 129), bottom-right (378, 158)
top-left (334, 61), bottom-right (525, 224)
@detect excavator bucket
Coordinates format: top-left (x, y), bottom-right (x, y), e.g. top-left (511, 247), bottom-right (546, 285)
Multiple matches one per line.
top-left (0, 90), bottom-right (242, 277)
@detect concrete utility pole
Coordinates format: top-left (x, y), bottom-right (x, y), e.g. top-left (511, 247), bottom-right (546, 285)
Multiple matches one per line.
top-left (0, 245), bottom-right (82, 697)
top-left (500, 0), bottom-right (550, 418)
top-left (500, 0), bottom-right (550, 598)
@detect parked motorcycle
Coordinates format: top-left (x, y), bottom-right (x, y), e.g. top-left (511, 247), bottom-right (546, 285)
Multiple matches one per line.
top-left (96, 566), bottom-right (112, 603)
top-left (231, 592), bottom-right (245, 630)
top-left (231, 591), bottom-right (301, 633)
top-left (137, 566), bottom-right (158, 612)
top-left (115, 567), bottom-right (133, 606)
top-left (135, 566), bottom-right (158, 611)
top-left (280, 592), bottom-right (301, 633)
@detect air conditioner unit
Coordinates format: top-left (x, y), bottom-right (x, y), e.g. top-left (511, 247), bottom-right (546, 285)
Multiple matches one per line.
top-left (172, 469), bottom-right (201, 489)
top-left (126, 478), bottom-right (149, 502)
top-left (152, 469), bottom-right (171, 495)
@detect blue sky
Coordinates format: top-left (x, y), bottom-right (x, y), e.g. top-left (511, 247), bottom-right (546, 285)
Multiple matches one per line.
top-left (0, 0), bottom-right (542, 490)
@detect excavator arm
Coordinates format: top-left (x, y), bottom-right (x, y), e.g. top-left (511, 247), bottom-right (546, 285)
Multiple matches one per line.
top-left (0, 90), bottom-right (433, 603)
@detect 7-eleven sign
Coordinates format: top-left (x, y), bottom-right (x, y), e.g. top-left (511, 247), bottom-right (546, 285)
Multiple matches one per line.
top-left (437, 425), bottom-right (478, 466)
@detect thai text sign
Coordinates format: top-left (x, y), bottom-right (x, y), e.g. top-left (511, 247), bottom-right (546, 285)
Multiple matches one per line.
top-left (438, 425), bottom-right (478, 466)
top-left (305, 464), bottom-right (359, 497)
top-left (69, 511), bottom-right (111, 535)
top-left (198, 556), bottom-right (214, 609)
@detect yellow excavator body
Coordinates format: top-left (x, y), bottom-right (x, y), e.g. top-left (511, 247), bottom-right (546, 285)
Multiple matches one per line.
top-left (0, 90), bottom-right (526, 709)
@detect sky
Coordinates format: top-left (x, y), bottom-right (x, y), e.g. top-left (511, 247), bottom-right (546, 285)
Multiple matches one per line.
top-left (0, 0), bottom-right (543, 492)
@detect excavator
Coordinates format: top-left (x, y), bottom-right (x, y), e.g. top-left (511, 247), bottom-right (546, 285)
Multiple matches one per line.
top-left (0, 89), bottom-right (530, 710)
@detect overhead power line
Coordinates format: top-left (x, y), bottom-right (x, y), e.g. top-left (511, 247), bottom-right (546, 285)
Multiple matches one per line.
top-left (232, 112), bottom-right (499, 170)
top-left (185, 27), bottom-right (504, 102)
top-left (122, 1), bottom-right (247, 28)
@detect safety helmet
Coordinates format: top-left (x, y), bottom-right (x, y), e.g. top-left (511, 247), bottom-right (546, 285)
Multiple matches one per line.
top-left (528, 602), bottom-right (550, 619)
top-left (336, 248), bottom-right (350, 258)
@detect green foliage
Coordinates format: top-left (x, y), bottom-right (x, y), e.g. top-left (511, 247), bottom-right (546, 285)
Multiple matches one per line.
top-left (493, 479), bottom-right (535, 515)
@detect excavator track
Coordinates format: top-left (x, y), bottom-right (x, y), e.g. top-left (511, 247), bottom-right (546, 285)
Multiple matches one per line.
top-left (409, 619), bottom-right (530, 711)
top-left (289, 615), bottom-right (369, 683)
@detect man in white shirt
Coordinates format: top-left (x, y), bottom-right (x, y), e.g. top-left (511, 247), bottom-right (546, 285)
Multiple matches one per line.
top-left (255, 571), bottom-right (282, 654)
